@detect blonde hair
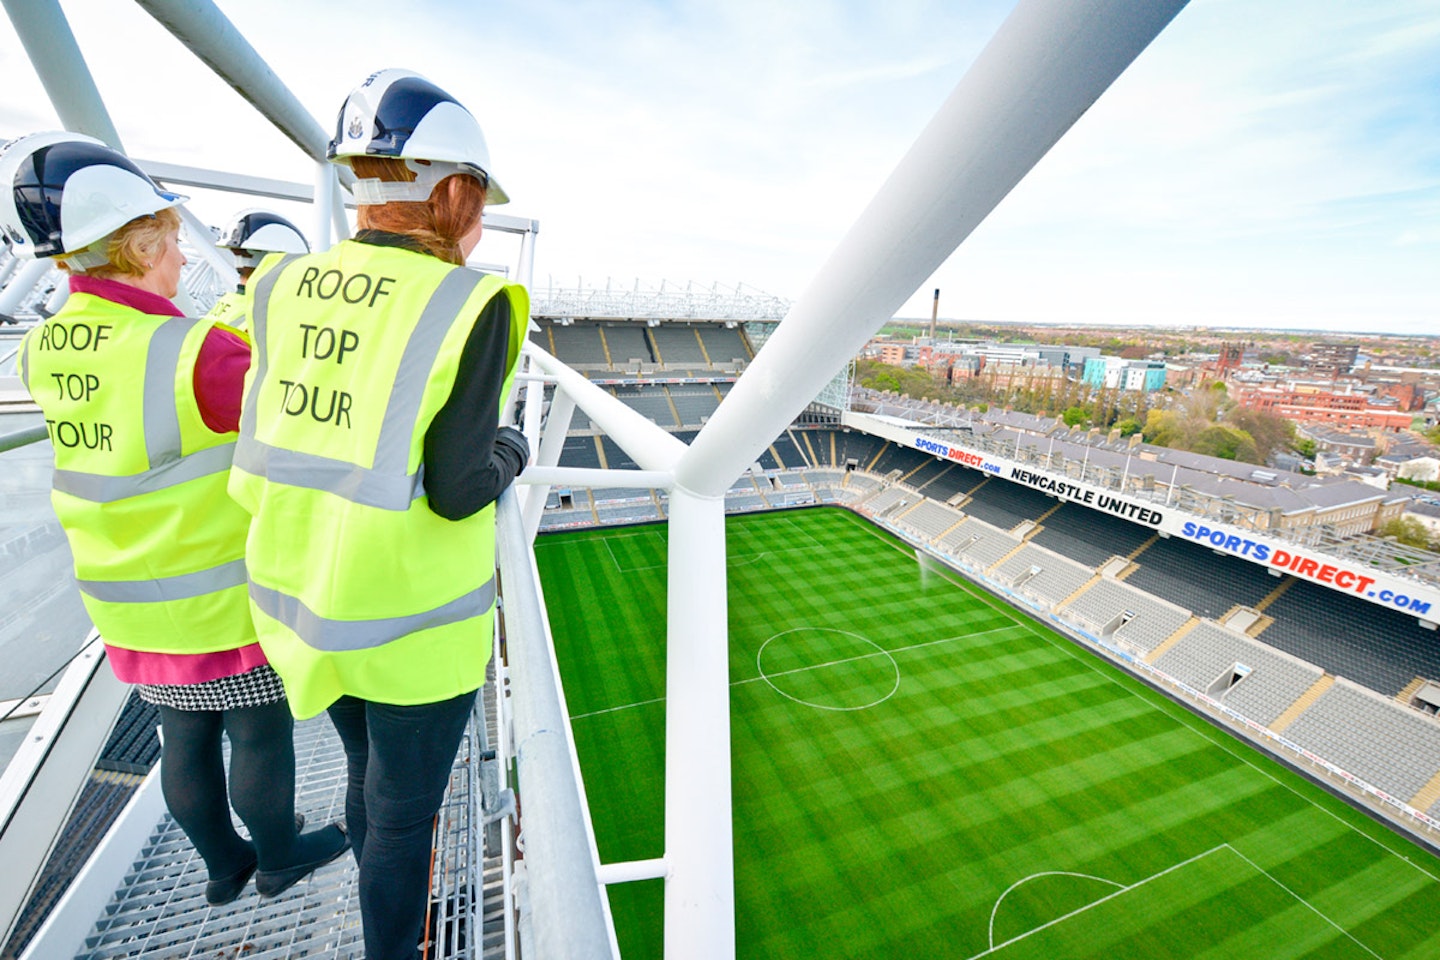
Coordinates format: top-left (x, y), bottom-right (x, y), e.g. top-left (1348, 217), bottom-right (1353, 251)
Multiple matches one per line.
top-left (352, 156), bottom-right (486, 266)
top-left (58, 207), bottom-right (182, 279)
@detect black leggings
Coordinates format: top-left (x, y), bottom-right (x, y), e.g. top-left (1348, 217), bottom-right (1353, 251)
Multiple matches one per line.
top-left (157, 700), bottom-right (299, 877)
top-left (327, 691), bottom-right (476, 960)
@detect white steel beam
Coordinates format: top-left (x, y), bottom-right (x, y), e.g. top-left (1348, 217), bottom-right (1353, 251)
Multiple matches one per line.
top-left (661, 489), bottom-right (732, 960)
top-left (132, 0), bottom-right (336, 166)
top-left (524, 344), bottom-right (686, 473)
top-left (661, 2), bottom-right (1189, 957)
top-left (676, 0), bottom-right (1190, 499)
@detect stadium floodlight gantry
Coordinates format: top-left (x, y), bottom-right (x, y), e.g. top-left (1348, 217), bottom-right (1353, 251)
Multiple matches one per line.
top-left (0, 1), bottom-right (1193, 959)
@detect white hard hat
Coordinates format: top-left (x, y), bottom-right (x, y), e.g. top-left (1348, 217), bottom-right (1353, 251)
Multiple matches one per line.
top-left (0, 131), bottom-right (186, 266)
top-left (327, 68), bottom-right (508, 205)
top-left (218, 208), bottom-right (310, 267)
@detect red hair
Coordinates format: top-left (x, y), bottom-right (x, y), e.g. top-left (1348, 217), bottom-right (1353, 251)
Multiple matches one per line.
top-left (351, 157), bottom-right (486, 265)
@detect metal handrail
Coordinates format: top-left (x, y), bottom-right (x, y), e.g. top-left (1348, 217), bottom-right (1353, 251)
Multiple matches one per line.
top-left (494, 488), bottom-right (616, 959)
top-left (0, 426), bottom-right (47, 455)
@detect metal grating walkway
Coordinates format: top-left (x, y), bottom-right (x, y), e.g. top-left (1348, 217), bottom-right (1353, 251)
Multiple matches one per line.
top-left (74, 686), bottom-right (503, 960)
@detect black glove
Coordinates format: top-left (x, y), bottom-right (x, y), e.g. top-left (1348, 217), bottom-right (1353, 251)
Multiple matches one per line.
top-left (494, 426), bottom-right (530, 474)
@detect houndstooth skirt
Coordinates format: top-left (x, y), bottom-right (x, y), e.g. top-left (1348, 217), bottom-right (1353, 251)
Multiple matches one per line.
top-left (136, 664), bottom-right (287, 711)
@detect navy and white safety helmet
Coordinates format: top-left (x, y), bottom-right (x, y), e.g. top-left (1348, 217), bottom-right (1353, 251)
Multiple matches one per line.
top-left (217, 209), bottom-right (310, 268)
top-left (327, 68), bottom-right (509, 206)
top-left (0, 131), bottom-right (186, 269)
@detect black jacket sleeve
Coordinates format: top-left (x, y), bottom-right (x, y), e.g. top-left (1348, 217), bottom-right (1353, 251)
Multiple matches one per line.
top-left (422, 293), bottom-right (526, 520)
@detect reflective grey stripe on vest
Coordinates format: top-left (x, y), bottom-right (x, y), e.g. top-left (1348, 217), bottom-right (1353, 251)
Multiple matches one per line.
top-left (18, 331), bottom-right (32, 392)
top-left (237, 257), bottom-right (487, 511)
top-left (54, 442), bottom-right (235, 502)
top-left (249, 575), bottom-right (496, 652)
top-left (77, 557), bottom-right (247, 603)
top-left (48, 317), bottom-right (232, 503)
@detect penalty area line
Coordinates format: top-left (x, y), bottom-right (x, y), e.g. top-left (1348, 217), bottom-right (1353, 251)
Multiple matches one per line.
top-left (964, 845), bottom-right (1230, 960)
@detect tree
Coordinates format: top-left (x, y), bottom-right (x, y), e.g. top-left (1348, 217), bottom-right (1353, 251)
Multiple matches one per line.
top-left (1378, 517), bottom-right (1436, 551)
top-left (1225, 407), bottom-right (1296, 463)
top-left (1192, 424), bottom-right (1259, 463)
top-left (1116, 417), bottom-right (1142, 437)
top-left (1062, 405), bottom-right (1088, 427)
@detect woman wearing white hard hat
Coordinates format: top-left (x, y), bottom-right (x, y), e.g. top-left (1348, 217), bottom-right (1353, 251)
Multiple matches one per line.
top-left (2, 131), bottom-right (348, 906)
top-left (207, 208), bottom-right (311, 330)
top-left (228, 69), bottom-right (529, 958)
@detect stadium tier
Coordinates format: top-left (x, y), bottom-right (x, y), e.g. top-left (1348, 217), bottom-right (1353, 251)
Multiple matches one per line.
top-left (1030, 501), bottom-right (1153, 566)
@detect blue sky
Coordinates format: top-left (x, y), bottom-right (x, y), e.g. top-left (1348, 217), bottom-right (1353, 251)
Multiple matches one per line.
top-left (2, 0), bottom-right (1436, 335)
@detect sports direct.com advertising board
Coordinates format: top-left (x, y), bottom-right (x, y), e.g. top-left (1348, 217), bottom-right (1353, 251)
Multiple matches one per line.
top-left (846, 412), bottom-right (1439, 623)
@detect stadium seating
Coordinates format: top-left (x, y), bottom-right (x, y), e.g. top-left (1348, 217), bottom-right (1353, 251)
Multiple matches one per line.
top-left (911, 463), bottom-right (969, 501)
top-left (957, 478), bottom-right (1055, 533)
top-left (1061, 578), bottom-right (1191, 654)
top-left (770, 433), bottom-right (805, 470)
top-left (1030, 502), bottom-right (1153, 567)
top-left (868, 443), bottom-right (929, 478)
top-left (1281, 679), bottom-right (1440, 802)
top-left (896, 500), bottom-right (964, 541)
top-left (613, 386), bottom-right (679, 427)
top-left (602, 324), bottom-right (652, 365)
top-left (560, 436), bottom-right (603, 468)
top-left (1260, 579), bottom-right (1440, 697)
top-left (832, 431), bottom-right (887, 472)
top-left (544, 321), bottom-right (608, 364)
top-left (669, 387), bottom-right (722, 426)
top-left (649, 324), bottom-right (709, 365)
top-left (598, 436), bottom-right (640, 471)
top-left (864, 486), bottom-right (914, 517)
top-left (991, 543), bottom-right (1095, 609)
top-left (697, 326), bottom-right (750, 366)
top-left (902, 458), bottom-right (952, 490)
top-left (1124, 535), bottom-right (1280, 620)
top-left (1153, 622), bottom-right (1324, 726)
top-left (939, 516), bottom-right (1021, 570)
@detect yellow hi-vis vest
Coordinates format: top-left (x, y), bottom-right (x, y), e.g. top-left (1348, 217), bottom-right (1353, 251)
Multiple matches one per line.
top-left (17, 295), bottom-right (255, 654)
top-left (228, 242), bottom-right (528, 718)
top-left (205, 290), bottom-right (250, 330)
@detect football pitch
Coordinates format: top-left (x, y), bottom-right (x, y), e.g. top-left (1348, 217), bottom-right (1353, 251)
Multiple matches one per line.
top-left (535, 507), bottom-right (1440, 959)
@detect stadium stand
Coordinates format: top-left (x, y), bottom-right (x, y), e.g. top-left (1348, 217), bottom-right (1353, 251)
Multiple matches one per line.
top-left (544, 321), bottom-right (607, 364)
top-left (1061, 578), bottom-right (1192, 655)
top-left (900, 457), bottom-right (952, 490)
top-left (833, 431), bottom-right (887, 472)
top-left (868, 442), bottom-right (929, 479)
top-left (864, 486), bottom-right (915, 517)
top-left (1153, 621), bottom-right (1325, 726)
top-left (771, 432), bottom-right (805, 469)
top-left (1124, 534), bottom-right (1281, 619)
top-left (896, 500), bottom-right (964, 541)
top-left (670, 387), bottom-right (722, 426)
top-left (957, 477), bottom-right (1055, 532)
top-left (602, 324), bottom-right (652, 365)
top-left (561, 435), bottom-right (603, 468)
top-left (1260, 579), bottom-right (1440, 697)
top-left (939, 516), bottom-right (1021, 570)
top-left (614, 386), bottom-right (680, 427)
top-left (1029, 502), bottom-right (1153, 567)
top-left (991, 543), bottom-right (1095, 609)
top-left (697, 326), bottom-right (750, 366)
top-left (913, 464), bottom-right (972, 502)
top-left (649, 324), bottom-right (709, 365)
top-left (1281, 679), bottom-right (1440, 803)
top-left (599, 436), bottom-right (640, 471)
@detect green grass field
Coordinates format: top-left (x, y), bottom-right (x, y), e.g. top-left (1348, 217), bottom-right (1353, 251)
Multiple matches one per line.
top-left (535, 507), bottom-right (1440, 959)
